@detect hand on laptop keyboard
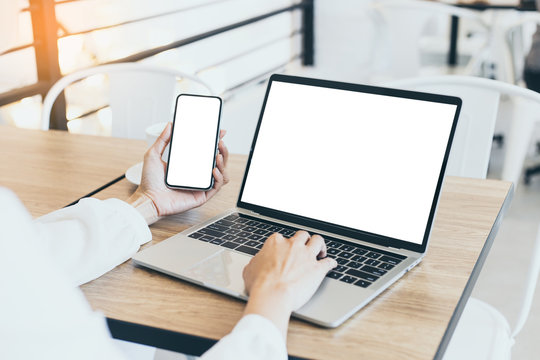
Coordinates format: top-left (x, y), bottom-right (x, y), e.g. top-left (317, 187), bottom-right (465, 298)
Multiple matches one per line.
top-left (189, 213), bottom-right (407, 289)
top-left (188, 214), bottom-right (406, 288)
top-left (242, 231), bottom-right (337, 338)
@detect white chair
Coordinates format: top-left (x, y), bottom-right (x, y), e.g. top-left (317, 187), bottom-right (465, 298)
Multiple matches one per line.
top-left (41, 63), bottom-right (214, 139)
top-left (389, 75), bottom-right (540, 358)
top-left (388, 75), bottom-right (540, 185)
top-left (367, 0), bottom-right (490, 81)
top-left (443, 223), bottom-right (540, 360)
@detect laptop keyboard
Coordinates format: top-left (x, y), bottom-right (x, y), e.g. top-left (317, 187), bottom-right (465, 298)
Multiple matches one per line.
top-left (188, 213), bottom-right (406, 288)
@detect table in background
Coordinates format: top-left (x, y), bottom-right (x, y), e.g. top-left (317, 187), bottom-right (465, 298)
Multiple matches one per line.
top-left (436, 0), bottom-right (537, 66)
top-left (440, 0), bottom-right (522, 8)
top-left (87, 157), bottom-right (512, 359)
top-left (0, 126), bottom-right (145, 215)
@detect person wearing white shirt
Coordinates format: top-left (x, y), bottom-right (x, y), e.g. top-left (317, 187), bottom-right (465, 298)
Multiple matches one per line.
top-left (0, 123), bottom-right (337, 360)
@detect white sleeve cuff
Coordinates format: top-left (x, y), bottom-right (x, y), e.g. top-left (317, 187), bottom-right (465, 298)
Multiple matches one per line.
top-left (105, 198), bottom-right (152, 245)
top-left (201, 314), bottom-right (287, 360)
top-left (34, 197), bottom-right (152, 286)
top-left (232, 314), bottom-right (286, 348)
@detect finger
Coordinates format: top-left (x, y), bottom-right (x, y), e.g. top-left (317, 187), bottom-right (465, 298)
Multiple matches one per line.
top-left (306, 235), bottom-right (327, 258)
top-left (219, 129), bottom-right (227, 139)
top-left (213, 167), bottom-right (224, 190)
top-left (205, 187), bottom-right (217, 200)
top-left (204, 168), bottom-right (223, 200)
top-left (242, 262), bottom-right (253, 291)
top-left (218, 140), bottom-right (229, 166)
top-left (290, 230), bottom-right (310, 244)
top-left (216, 153), bottom-right (223, 170)
top-left (216, 154), bottom-right (230, 185)
top-left (153, 122), bottom-right (172, 156)
top-left (264, 232), bottom-right (283, 241)
top-left (318, 257), bottom-right (338, 273)
top-left (267, 232), bottom-right (284, 243)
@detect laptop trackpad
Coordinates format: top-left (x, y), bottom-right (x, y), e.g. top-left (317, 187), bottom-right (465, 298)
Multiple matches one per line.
top-left (185, 249), bottom-right (251, 297)
top-left (132, 235), bottom-right (222, 276)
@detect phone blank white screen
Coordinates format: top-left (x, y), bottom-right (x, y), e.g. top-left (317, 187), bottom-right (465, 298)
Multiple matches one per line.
top-left (167, 95), bottom-right (220, 189)
top-left (240, 81), bottom-right (456, 245)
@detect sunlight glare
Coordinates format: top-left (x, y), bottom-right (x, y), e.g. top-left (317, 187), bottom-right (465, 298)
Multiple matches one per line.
top-left (8, 95), bottom-right (42, 129)
top-left (97, 107), bottom-right (112, 135)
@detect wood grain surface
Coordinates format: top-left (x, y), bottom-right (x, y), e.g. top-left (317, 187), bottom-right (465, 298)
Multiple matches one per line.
top-left (0, 126), bottom-right (145, 216)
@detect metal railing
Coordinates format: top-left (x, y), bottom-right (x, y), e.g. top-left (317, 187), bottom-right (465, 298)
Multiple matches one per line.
top-left (0, 0), bottom-right (314, 130)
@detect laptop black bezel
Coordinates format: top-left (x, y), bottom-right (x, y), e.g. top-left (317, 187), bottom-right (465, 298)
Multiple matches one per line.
top-left (236, 74), bottom-right (461, 254)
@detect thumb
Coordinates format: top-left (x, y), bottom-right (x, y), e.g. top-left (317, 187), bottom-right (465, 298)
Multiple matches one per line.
top-left (318, 257), bottom-right (337, 274)
top-left (153, 122), bottom-right (172, 156)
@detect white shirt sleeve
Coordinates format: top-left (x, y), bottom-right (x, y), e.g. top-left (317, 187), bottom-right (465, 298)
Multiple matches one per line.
top-left (0, 188), bottom-right (287, 360)
top-left (34, 197), bottom-right (152, 286)
top-left (201, 314), bottom-right (287, 360)
top-left (0, 188), bottom-right (128, 360)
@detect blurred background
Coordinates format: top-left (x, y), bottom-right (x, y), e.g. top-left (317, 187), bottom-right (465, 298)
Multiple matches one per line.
top-left (2, 0), bottom-right (540, 359)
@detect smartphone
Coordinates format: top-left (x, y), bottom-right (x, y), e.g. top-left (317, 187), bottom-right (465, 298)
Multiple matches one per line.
top-left (165, 94), bottom-right (222, 191)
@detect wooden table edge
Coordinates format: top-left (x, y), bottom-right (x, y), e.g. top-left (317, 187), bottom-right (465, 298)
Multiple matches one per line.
top-left (433, 182), bottom-right (514, 359)
top-left (64, 174), bottom-right (127, 207)
top-left (107, 317), bottom-right (217, 357)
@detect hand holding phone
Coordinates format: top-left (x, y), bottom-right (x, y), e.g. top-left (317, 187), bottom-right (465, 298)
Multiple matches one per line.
top-left (166, 94), bottom-right (222, 191)
top-left (132, 119), bottom-right (229, 219)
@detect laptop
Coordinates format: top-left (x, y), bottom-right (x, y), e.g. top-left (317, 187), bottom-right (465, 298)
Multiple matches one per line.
top-left (132, 74), bottom-right (461, 328)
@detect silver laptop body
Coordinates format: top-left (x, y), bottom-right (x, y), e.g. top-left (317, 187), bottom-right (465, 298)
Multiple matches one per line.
top-left (132, 74), bottom-right (461, 328)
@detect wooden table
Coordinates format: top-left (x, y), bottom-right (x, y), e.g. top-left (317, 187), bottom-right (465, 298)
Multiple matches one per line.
top-left (2, 127), bottom-right (513, 359)
top-left (0, 126), bottom-right (146, 215)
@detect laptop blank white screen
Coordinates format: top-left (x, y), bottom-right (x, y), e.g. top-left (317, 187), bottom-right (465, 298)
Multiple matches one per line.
top-left (240, 81), bottom-right (457, 245)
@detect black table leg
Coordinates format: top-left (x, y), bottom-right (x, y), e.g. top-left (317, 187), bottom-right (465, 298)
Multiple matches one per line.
top-left (448, 15), bottom-right (459, 66)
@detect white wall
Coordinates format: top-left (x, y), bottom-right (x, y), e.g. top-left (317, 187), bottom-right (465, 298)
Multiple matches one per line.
top-left (304, 0), bottom-right (375, 83)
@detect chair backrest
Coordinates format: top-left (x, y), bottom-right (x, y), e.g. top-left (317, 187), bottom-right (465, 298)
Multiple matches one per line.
top-left (368, 0), bottom-right (487, 80)
top-left (41, 63), bottom-right (214, 139)
top-left (502, 12), bottom-right (540, 84)
top-left (387, 75), bottom-right (540, 180)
